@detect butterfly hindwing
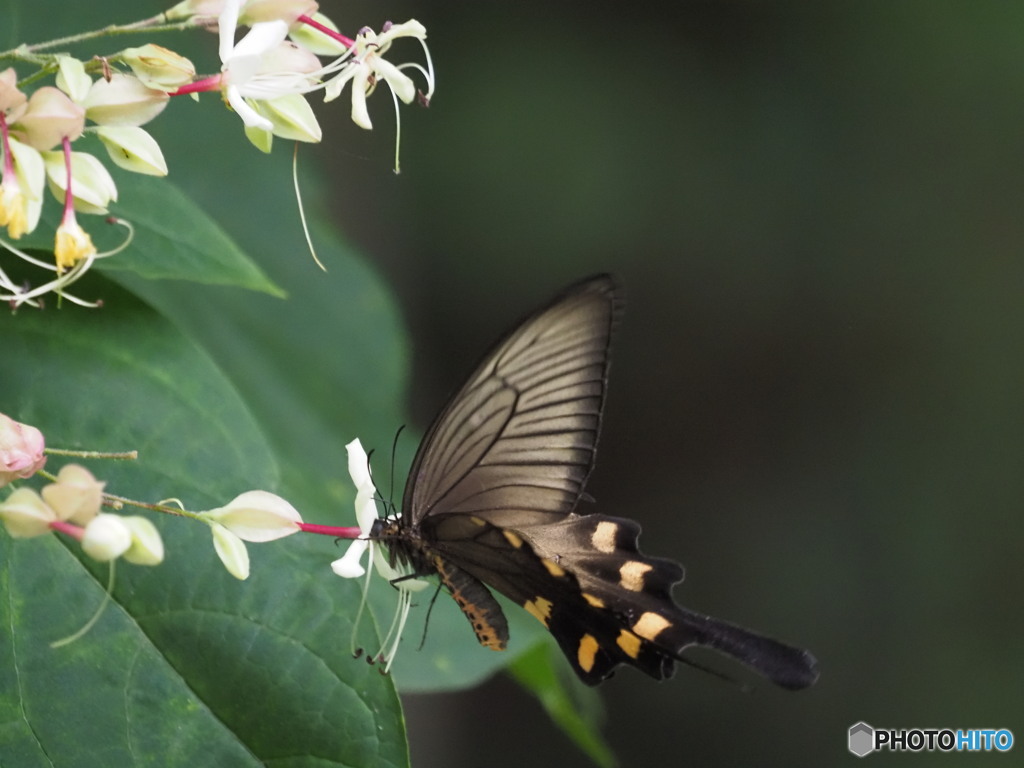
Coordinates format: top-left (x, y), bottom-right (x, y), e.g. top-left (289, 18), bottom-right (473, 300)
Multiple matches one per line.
top-left (423, 512), bottom-right (675, 683)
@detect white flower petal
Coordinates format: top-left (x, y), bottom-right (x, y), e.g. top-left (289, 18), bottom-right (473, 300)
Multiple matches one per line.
top-left (349, 68), bottom-right (372, 129)
top-left (208, 490), bottom-right (302, 542)
top-left (372, 546), bottom-right (430, 591)
top-left (230, 20), bottom-right (290, 61)
top-left (218, 0), bottom-right (244, 63)
top-left (226, 85), bottom-right (273, 130)
top-left (374, 58), bottom-right (416, 104)
top-left (345, 438), bottom-right (373, 493)
top-left (332, 540), bottom-right (369, 578)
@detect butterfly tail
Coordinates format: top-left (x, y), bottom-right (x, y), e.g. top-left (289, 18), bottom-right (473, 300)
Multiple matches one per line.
top-left (677, 608), bottom-right (819, 690)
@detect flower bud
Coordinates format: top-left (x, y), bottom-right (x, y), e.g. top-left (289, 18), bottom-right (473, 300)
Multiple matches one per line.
top-left (81, 513), bottom-right (132, 561)
top-left (288, 12), bottom-right (349, 56)
top-left (0, 487), bottom-right (56, 538)
top-left (43, 150), bottom-right (118, 214)
top-left (94, 125), bottom-right (168, 176)
top-left (120, 45), bottom-right (196, 91)
top-left (41, 464), bottom-right (104, 525)
top-left (10, 87), bottom-right (85, 151)
top-left (0, 68), bottom-right (27, 117)
top-left (204, 490), bottom-right (302, 542)
top-left (0, 413), bottom-right (46, 486)
top-left (211, 523), bottom-right (250, 579)
top-left (121, 516), bottom-right (165, 565)
top-left (247, 93), bottom-right (321, 143)
top-left (0, 138), bottom-right (45, 239)
top-left (82, 75), bottom-right (169, 127)
top-left (55, 56), bottom-right (92, 103)
top-left (239, 0), bottom-right (318, 25)
top-left (166, 0), bottom-right (317, 26)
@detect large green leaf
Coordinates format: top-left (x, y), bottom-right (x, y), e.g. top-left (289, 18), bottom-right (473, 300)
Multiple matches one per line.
top-left (0, 278), bottom-right (408, 767)
top-left (17, 165), bottom-right (284, 297)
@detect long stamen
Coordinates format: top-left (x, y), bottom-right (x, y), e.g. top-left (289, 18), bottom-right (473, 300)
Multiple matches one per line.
top-left (382, 588), bottom-right (413, 672)
top-left (350, 559), bottom-right (375, 657)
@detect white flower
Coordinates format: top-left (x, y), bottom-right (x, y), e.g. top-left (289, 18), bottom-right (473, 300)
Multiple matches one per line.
top-left (324, 20), bottom-right (433, 130)
top-left (200, 490), bottom-right (302, 579)
top-left (218, 0), bottom-right (322, 135)
top-left (331, 438), bottom-right (427, 672)
top-left (330, 437), bottom-right (381, 578)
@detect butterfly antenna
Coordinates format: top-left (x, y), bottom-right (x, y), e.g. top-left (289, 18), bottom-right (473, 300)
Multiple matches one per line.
top-left (363, 447), bottom-right (392, 520)
top-left (387, 425), bottom-right (406, 521)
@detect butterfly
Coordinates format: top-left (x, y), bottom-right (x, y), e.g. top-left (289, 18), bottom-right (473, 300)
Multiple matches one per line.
top-left (371, 275), bottom-right (818, 689)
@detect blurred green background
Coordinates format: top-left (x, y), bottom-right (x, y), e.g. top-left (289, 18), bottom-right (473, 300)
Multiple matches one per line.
top-left (7, 1), bottom-right (1024, 765)
top-left (323, 1), bottom-right (1024, 766)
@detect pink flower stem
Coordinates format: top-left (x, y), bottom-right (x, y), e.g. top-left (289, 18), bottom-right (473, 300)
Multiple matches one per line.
top-left (61, 136), bottom-right (74, 222)
top-left (49, 519), bottom-right (84, 540)
top-left (0, 114), bottom-right (14, 178)
top-left (170, 75), bottom-right (223, 97)
top-left (296, 14), bottom-right (355, 49)
top-left (297, 522), bottom-right (363, 539)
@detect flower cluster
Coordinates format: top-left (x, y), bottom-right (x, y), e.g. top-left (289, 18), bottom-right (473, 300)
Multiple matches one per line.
top-left (0, 463), bottom-right (164, 565)
top-left (0, 411), bottom-right (304, 578)
top-left (1, 410), bottom-right (427, 668)
top-left (1, 0), bottom-right (434, 306)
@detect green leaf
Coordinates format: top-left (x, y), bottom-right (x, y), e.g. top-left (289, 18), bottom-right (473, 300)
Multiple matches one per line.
top-left (19, 166), bottom-right (284, 297)
top-left (0, 277), bottom-right (408, 767)
top-left (102, 173), bottom-right (285, 296)
top-left (508, 641), bottom-right (617, 768)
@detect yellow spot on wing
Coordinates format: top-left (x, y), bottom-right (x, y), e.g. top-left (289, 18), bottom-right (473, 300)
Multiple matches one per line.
top-left (523, 596), bottom-right (553, 627)
top-left (582, 592), bottom-right (605, 608)
top-left (578, 634), bottom-right (599, 673)
top-left (542, 558), bottom-right (566, 578)
top-left (616, 629), bottom-right (642, 659)
top-left (469, 516), bottom-right (486, 526)
top-left (503, 530), bottom-right (524, 548)
top-left (591, 521), bottom-right (618, 553)
top-left (633, 611), bottom-right (671, 641)
top-left (619, 560), bottom-right (652, 592)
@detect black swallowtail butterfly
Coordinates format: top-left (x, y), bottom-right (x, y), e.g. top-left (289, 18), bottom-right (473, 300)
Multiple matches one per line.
top-left (371, 275), bottom-right (818, 689)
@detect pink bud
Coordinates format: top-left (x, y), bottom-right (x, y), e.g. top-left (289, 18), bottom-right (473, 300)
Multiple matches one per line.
top-left (0, 413), bottom-right (46, 486)
top-left (9, 87), bottom-right (85, 151)
top-left (0, 68), bottom-right (27, 117)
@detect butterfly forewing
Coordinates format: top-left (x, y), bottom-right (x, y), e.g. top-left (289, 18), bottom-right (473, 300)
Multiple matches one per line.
top-left (402, 276), bottom-right (619, 526)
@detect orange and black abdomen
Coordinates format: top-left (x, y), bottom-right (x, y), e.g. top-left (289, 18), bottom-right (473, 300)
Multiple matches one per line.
top-left (432, 555), bottom-right (509, 651)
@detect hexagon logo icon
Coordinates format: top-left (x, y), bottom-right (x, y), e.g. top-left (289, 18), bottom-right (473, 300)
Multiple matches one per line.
top-left (849, 722), bottom-right (875, 757)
